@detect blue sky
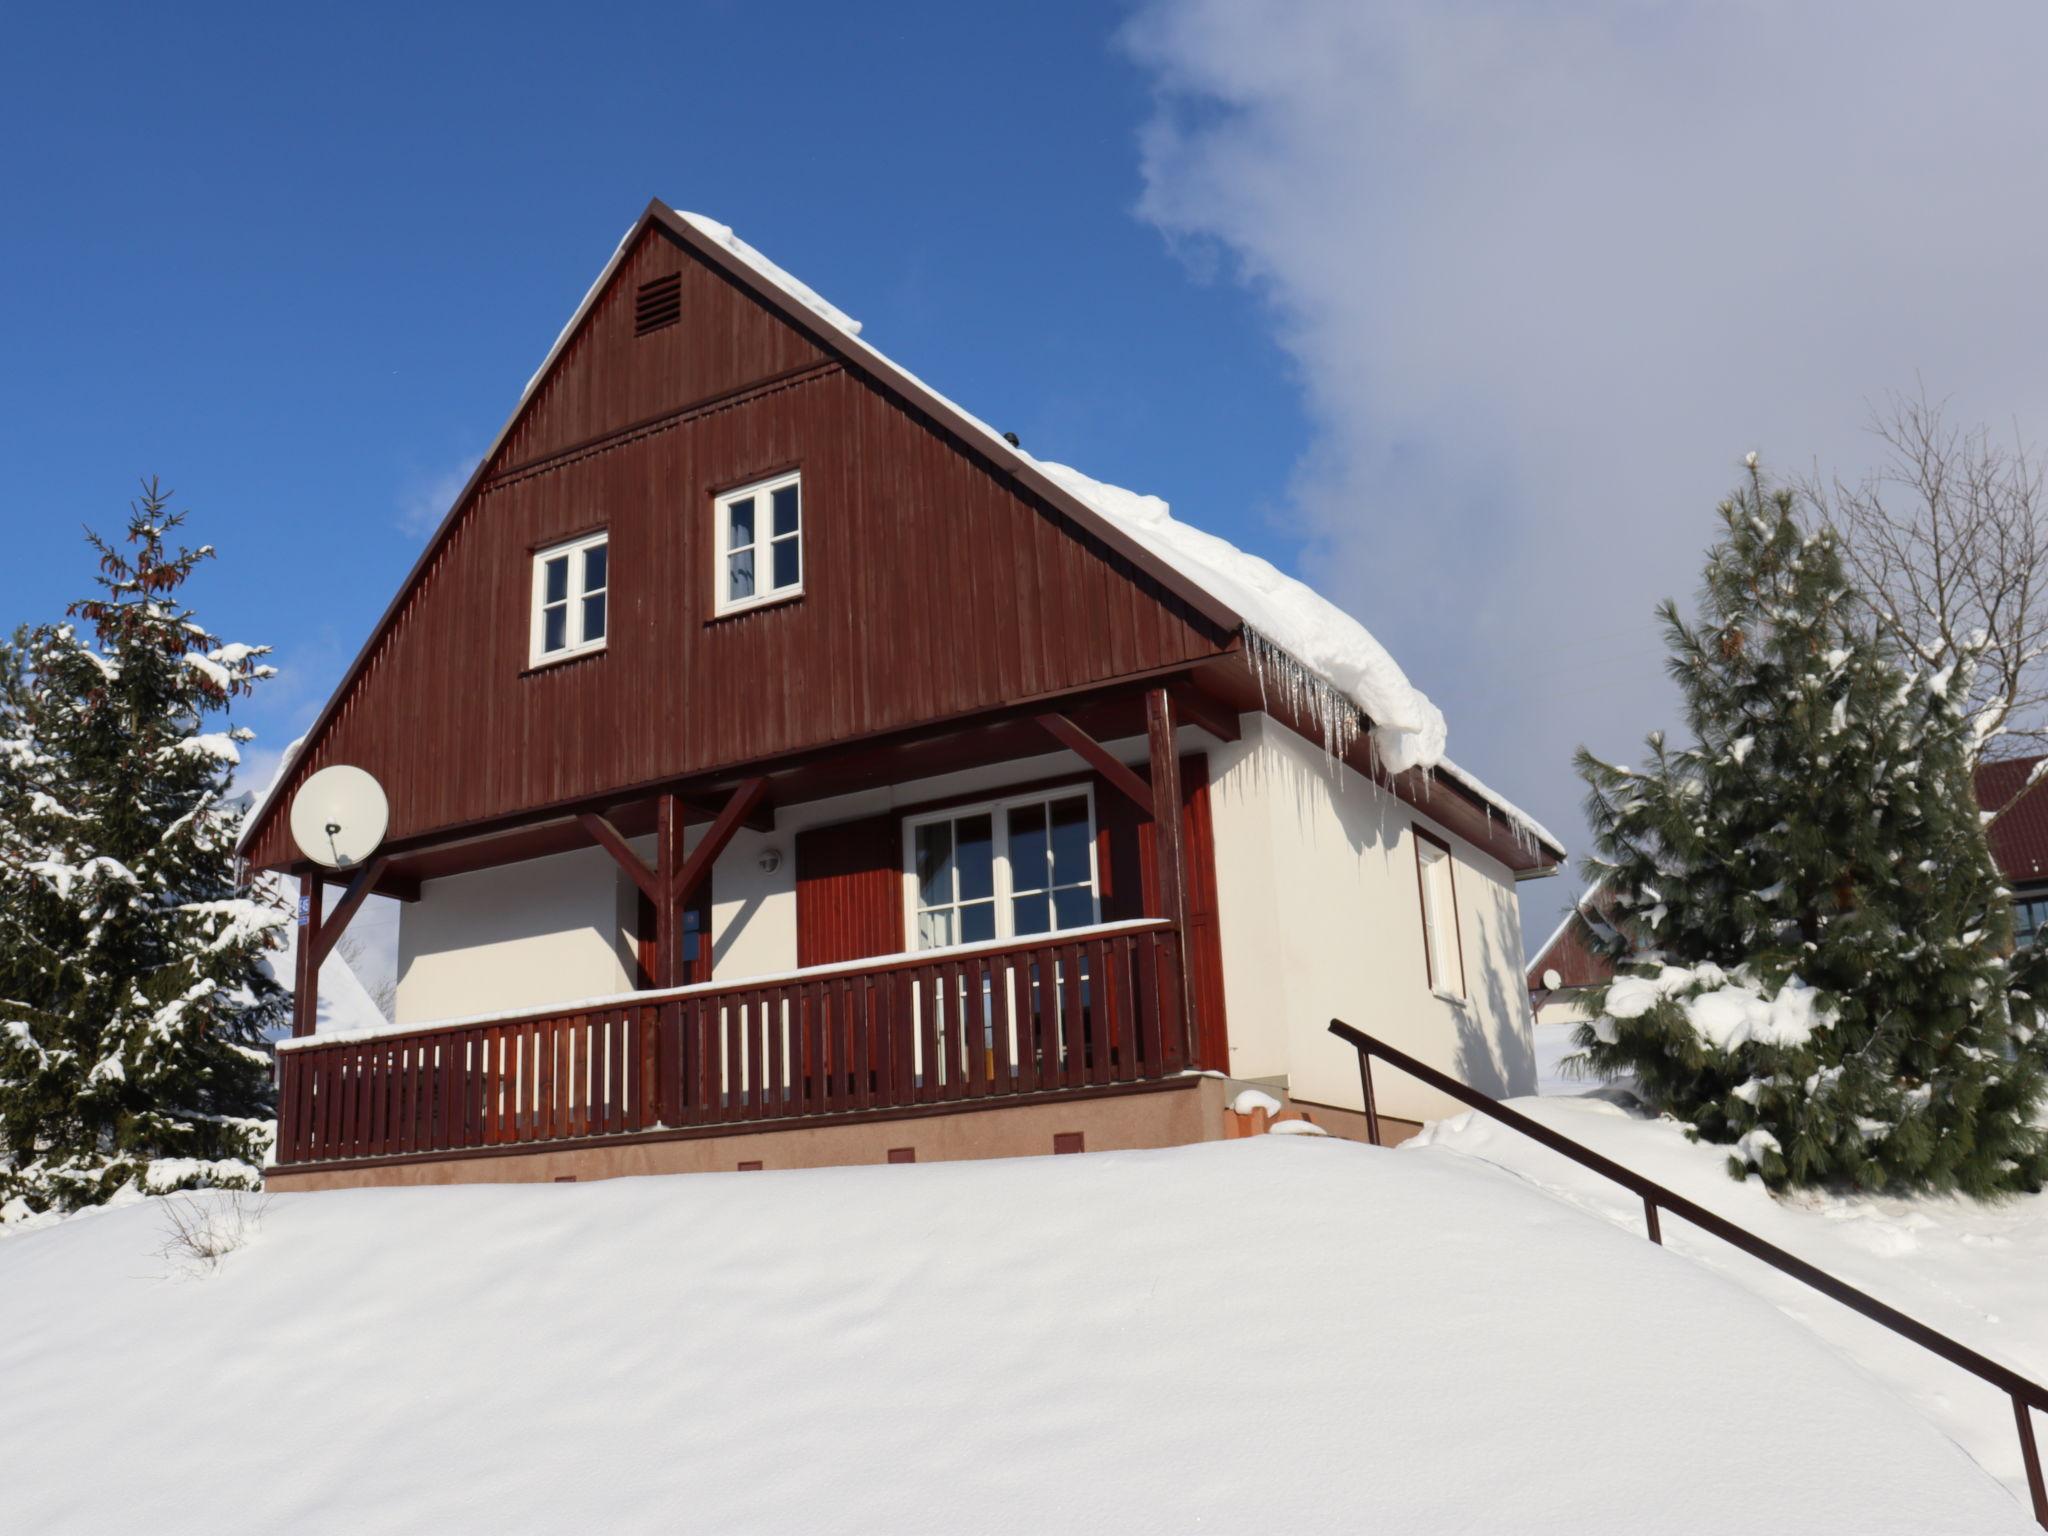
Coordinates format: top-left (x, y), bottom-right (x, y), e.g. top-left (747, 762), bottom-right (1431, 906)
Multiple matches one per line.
top-left (10, 2), bottom-right (2048, 946)
top-left (0, 3), bottom-right (1300, 785)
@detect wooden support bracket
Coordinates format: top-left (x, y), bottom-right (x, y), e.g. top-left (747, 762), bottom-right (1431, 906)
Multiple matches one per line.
top-left (578, 812), bottom-right (662, 905)
top-left (1035, 712), bottom-right (1153, 814)
top-left (672, 777), bottom-right (770, 906)
top-left (309, 856), bottom-right (389, 972)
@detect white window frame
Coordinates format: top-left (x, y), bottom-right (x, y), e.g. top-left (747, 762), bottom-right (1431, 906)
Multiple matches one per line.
top-left (901, 785), bottom-right (1102, 953)
top-left (1414, 831), bottom-right (1466, 1001)
top-left (528, 530), bottom-right (610, 668)
top-left (713, 470), bottom-right (803, 617)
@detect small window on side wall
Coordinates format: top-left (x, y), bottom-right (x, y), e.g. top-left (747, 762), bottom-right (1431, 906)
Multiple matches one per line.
top-left (714, 471), bottom-right (802, 616)
top-left (1414, 828), bottom-right (1465, 999)
top-left (530, 531), bottom-right (609, 667)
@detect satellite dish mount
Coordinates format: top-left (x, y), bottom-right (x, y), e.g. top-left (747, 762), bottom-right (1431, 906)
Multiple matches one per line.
top-left (289, 765), bottom-right (391, 871)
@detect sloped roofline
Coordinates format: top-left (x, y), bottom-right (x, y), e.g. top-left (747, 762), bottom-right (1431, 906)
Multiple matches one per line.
top-left (1525, 877), bottom-right (1603, 984)
top-left (239, 200), bottom-right (1261, 855)
top-left (241, 201), bottom-right (1561, 865)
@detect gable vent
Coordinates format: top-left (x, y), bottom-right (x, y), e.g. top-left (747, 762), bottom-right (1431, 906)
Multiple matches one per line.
top-left (634, 273), bottom-right (682, 336)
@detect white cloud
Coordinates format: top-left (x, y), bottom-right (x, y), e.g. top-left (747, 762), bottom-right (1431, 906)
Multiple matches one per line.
top-left (396, 454), bottom-right (479, 538)
top-left (1122, 0), bottom-right (2048, 931)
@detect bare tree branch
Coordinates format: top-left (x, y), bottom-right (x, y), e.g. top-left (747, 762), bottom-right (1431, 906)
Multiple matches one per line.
top-left (1802, 385), bottom-right (2048, 822)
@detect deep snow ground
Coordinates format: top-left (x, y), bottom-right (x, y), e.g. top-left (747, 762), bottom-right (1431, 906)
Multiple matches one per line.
top-left (1474, 1021), bottom-right (2048, 1507)
top-left (0, 1137), bottom-right (2033, 1534)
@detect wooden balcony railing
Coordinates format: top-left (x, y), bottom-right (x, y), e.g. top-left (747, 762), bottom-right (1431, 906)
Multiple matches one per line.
top-left (274, 919), bottom-right (1186, 1167)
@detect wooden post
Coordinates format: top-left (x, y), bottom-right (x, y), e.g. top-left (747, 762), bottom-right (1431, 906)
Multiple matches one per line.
top-left (1145, 688), bottom-right (1195, 1066)
top-left (653, 792), bottom-right (685, 990)
top-left (291, 873), bottom-right (323, 1039)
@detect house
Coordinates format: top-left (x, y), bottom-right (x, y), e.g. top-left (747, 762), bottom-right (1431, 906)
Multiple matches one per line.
top-left (243, 201), bottom-right (1565, 1190)
top-left (1528, 753), bottom-right (2048, 1023)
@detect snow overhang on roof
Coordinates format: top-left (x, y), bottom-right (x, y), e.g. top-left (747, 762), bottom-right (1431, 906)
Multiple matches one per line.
top-left (240, 201), bottom-right (1564, 870)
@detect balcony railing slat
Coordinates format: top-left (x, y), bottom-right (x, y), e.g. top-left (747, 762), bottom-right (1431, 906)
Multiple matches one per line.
top-left (276, 922), bottom-right (1184, 1167)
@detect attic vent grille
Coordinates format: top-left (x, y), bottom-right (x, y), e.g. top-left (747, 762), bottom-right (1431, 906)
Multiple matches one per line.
top-left (634, 274), bottom-right (682, 336)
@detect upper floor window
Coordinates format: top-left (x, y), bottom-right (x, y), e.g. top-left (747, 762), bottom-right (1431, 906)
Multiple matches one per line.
top-left (530, 531), bottom-right (608, 666)
top-left (1414, 829), bottom-right (1465, 999)
top-left (715, 471), bottom-right (802, 616)
top-left (905, 788), bottom-right (1099, 952)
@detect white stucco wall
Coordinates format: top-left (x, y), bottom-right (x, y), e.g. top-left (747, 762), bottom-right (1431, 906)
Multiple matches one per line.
top-left (389, 714), bottom-right (1546, 1128)
top-left (389, 733), bottom-right (1205, 1028)
top-left (395, 845), bottom-right (636, 1025)
top-left (1205, 715), bottom-right (1540, 1123)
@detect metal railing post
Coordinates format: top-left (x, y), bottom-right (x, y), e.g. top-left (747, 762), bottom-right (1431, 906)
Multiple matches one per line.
top-left (1357, 1048), bottom-right (1382, 1148)
top-left (2018, 1395), bottom-right (2048, 1529)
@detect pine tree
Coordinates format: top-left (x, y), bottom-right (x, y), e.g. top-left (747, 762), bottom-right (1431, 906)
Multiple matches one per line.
top-left (1576, 461), bottom-right (2048, 1196)
top-left (0, 481), bottom-right (288, 1219)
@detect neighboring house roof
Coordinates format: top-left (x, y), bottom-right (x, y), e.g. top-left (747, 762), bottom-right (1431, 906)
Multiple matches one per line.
top-left (1528, 753), bottom-right (2048, 996)
top-left (239, 201), bottom-right (1562, 867)
top-left (1977, 754), bottom-right (2048, 886)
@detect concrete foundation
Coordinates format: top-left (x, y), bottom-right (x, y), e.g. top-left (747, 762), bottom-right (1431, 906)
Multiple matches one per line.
top-left (264, 1076), bottom-right (1423, 1192)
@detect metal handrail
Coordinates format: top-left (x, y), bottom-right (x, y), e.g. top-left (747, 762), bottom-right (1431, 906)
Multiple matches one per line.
top-left (1328, 1018), bottom-right (2048, 1528)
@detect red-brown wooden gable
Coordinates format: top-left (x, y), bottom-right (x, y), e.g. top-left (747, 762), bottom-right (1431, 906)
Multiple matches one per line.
top-left (496, 228), bottom-right (829, 472)
top-left (244, 225), bottom-right (1232, 871)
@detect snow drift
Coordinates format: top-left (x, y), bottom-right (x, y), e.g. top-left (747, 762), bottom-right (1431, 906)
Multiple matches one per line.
top-left (1419, 1071), bottom-right (2048, 1514)
top-left (0, 1138), bottom-right (2031, 1533)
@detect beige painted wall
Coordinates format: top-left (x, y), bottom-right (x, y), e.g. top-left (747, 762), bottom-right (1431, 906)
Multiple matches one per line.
top-left (1205, 714), bottom-right (1540, 1123)
top-left (389, 714), bottom-right (1544, 1129)
top-left (396, 844), bottom-right (636, 1024)
top-left (392, 732), bottom-right (1208, 1027)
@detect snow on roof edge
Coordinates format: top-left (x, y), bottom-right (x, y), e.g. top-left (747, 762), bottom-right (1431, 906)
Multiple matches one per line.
top-left (669, 210), bottom-right (1473, 786)
top-left (1434, 758), bottom-right (1566, 861)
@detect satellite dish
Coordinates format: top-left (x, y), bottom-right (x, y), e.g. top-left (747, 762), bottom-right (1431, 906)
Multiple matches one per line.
top-left (290, 765), bottom-right (390, 870)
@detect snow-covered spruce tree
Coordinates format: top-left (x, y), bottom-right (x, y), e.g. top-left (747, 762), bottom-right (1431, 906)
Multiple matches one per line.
top-left (0, 482), bottom-right (288, 1219)
top-left (1575, 461), bottom-right (2048, 1196)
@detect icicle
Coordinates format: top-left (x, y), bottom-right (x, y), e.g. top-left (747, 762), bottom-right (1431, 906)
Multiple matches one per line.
top-left (1244, 626), bottom-right (1362, 772)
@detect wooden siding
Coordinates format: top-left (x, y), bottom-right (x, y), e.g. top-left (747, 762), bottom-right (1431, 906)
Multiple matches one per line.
top-left (497, 228), bottom-right (829, 471)
top-left (246, 225), bottom-right (1232, 870)
top-left (795, 815), bottom-right (904, 967)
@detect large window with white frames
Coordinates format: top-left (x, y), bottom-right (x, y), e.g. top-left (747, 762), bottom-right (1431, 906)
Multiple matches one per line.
top-left (529, 531), bottom-right (608, 666)
top-left (714, 470), bottom-right (802, 616)
top-left (906, 788), bottom-right (1100, 952)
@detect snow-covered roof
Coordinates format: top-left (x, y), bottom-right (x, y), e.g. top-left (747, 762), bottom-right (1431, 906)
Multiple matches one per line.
top-left (241, 203), bottom-right (1561, 865)
top-left (669, 209), bottom-right (1551, 848)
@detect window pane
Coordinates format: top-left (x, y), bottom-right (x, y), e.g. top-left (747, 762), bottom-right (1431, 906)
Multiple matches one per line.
top-left (917, 908), bottom-right (954, 950)
top-left (582, 592), bottom-right (606, 643)
top-left (543, 556), bottom-right (569, 604)
top-left (915, 822), bottom-right (954, 909)
top-left (1007, 803), bottom-right (1048, 892)
top-left (956, 814), bottom-right (994, 902)
top-left (726, 495), bottom-right (755, 550)
top-left (1049, 797), bottom-right (1091, 887)
top-left (682, 905), bottom-right (702, 963)
top-left (771, 535), bottom-right (800, 591)
top-left (727, 549), bottom-right (755, 602)
top-left (543, 604), bottom-right (568, 653)
top-left (1053, 885), bottom-right (1093, 931)
top-left (771, 483), bottom-right (799, 537)
top-left (1012, 891), bottom-right (1050, 936)
top-left (582, 542), bottom-right (607, 593)
top-left (960, 900), bottom-right (996, 944)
